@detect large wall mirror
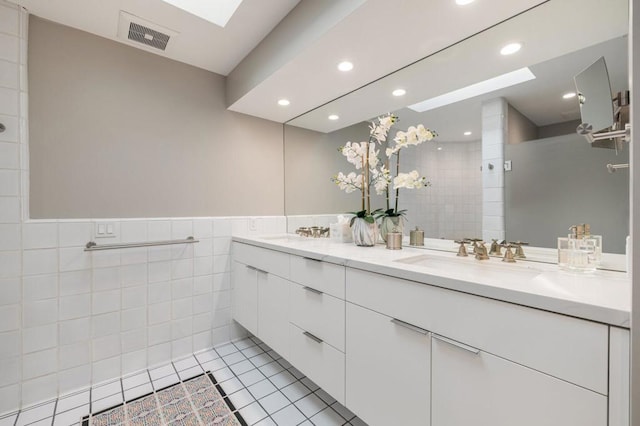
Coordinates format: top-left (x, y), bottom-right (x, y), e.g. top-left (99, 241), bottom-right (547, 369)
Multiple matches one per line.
top-left (284, 0), bottom-right (629, 253)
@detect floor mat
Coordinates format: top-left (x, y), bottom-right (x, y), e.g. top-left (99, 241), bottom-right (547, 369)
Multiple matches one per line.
top-left (84, 372), bottom-right (247, 426)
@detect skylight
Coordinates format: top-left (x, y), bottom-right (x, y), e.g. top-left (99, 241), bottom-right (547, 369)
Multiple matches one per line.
top-left (408, 67), bottom-right (536, 112)
top-left (162, 0), bottom-right (243, 28)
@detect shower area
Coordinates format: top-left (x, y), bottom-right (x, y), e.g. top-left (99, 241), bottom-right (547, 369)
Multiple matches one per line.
top-left (399, 139), bottom-right (483, 241)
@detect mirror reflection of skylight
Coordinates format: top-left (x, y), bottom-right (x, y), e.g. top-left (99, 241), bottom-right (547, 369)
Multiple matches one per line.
top-left (162, 0), bottom-right (243, 27)
top-left (408, 67), bottom-right (536, 112)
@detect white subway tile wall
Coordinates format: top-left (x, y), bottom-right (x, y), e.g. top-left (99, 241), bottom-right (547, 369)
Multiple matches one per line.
top-left (0, 215), bottom-right (288, 415)
top-left (400, 139), bottom-right (483, 241)
top-left (481, 98), bottom-right (507, 241)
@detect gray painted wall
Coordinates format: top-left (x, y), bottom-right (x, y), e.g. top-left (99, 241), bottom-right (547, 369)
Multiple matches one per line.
top-left (284, 122), bottom-right (385, 215)
top-left (28, 17), bottom-right (284, 218)
top-left (505, 132), bottom-right (629, 253)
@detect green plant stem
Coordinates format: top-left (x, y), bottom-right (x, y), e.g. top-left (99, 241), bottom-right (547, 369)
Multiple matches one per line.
top-left (395, 150), bottom-right (400, 213)
top-left (361, 150), bottom-right (365, 212)
top-left (365, 140), bottom-right (371, 214)
top-left (385, 158), bottom-right (390, 212)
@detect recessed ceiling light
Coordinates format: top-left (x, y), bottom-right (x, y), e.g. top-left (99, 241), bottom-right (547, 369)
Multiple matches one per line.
top-left (455, 0), bottom-right (475, 5)
top-left (563, 92), bottom-right (577, 99)
top-left (392, 89), bottom-right (406, 97)
top-left (464, 131), bottom-right (472, 136)
top-left (277, 99), bottom-right (290, 106)
top-left (500, 42), bottom-right (522, 55)
top-left (437, 147), bottom-right (443, 151)
top-left (162, 0), bottom-right (242, 27)
top-left (337, 61), bottom-right (354, 72)
top-left (408, 67), bottom-right (536, 112)
top-left (328, 114), bottom-right (339, 120)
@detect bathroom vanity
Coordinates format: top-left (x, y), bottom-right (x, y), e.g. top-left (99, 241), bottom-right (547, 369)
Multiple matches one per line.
top-left (231, 235), bottom-right (630, 426)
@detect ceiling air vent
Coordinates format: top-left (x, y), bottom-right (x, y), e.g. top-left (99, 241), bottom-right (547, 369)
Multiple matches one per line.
top-left (117, 11), bottom-right (178, 53)
top-left (128, 22), bottom-right (170, 51)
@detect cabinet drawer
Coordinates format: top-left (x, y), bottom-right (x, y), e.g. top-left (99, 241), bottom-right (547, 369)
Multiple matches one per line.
top-left (233, 242), bottom-right (289, 278)
top-left (346, 268), bottom-right (608, 394)
top-left (431, 336), bottom-right (607, 426)
top-left (290, 282), bottom-right (345, 352)
top-left (290, 255), bottom-right (345, 299)
top-left (289, 323), bottom-right (345, 404)
top-left (232, 260), bottom-right (258, 336)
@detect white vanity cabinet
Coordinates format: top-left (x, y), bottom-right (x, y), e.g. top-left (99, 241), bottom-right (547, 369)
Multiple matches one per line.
top-left (231, 259), bottom-right (259, 335)
top-left (288, 255), bottom-right (347, 404)
top-left (232, 242), bottom-right (290, 354)
top-left (346, 303), bottom-right (431, 426)
top-left (346, 268), bottom-right (610, 426)
top-left (231, 239), bottom-right (629, 426)
top-left (430, 334), bottom-right (607, 426)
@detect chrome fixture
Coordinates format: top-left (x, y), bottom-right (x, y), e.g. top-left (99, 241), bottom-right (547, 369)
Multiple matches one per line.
top-left (467, 238), bottom-right (482, 254)
top-left (455, 240), bottom-right (469, 257)
top-left (85, 236), bottom-right (198, 251)
top-left (295, 226), bottom-right (329, 238)
top-left (501, 243), bottom-right (516, 263)
top-left (0, 123), bottom-right (5, 133)
top-left (489, 239), bottom-right (504, 256)
top-left (510, 241), bottom-right (529, 259)
top-left (607, 163), bottom-right (629, 173)
top-left (474, 242), bottom-right (489, 260)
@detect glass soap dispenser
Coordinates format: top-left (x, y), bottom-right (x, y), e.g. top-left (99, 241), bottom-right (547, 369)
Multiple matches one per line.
top-left (558, 224), bottom-right (602, 272)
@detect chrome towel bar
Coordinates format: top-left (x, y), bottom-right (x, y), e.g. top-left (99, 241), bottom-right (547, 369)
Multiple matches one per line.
top-left (85, 236), bottom-right (199, 251)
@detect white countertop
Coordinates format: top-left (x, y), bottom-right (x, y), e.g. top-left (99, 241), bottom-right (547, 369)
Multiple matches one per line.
top-left (233, 234), bottom-right (631, 328)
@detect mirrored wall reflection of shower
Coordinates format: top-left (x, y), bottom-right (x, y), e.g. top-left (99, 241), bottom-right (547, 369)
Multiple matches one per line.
top-left (399, 140), bottom-right (482, 241)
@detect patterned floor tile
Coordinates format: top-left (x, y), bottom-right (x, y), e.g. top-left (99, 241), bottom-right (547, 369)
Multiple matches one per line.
top-left (27, 340), bottom-right (369, 426)
top-left (90, 404), bottom-right (126, 426)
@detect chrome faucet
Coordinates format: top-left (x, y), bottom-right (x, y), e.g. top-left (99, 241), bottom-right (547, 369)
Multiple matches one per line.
top-left (509, 241), bottom-right (529, 259)
top-left (502, 243), bottom-right (516, 263)
top-left (455, 240), bottom-right (469, 257)
top-left (295, 226), bottom-right (330, 238)
top-left (475, 242), bottom-right (489, 260)
top-left (489, 239), bottom-right (504, 256)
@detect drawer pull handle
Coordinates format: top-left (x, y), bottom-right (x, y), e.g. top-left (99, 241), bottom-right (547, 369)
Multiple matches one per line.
top-left (390, 318), bottom-right (429, 336)
top-left (302, 286), bottom-right (323, 295)
top-left (246, 265), bottom-right (267, 274)
top-left (432, 334), bottom-right (480, 355)
top-left (303, 331), bottom-right (323, 344)
top-left (303, 257), bottom-right (322, 262)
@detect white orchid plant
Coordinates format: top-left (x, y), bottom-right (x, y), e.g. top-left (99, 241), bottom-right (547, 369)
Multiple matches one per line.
top-left (383, 123), bottom-right (437, 218)
top-left (332, 114), bottom-right (397, 225)
top-left (332, 114), bottom-right (437, 224)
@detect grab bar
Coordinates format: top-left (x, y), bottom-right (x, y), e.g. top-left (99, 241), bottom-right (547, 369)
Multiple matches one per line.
top-left (85, 236), bottom-right (199, 251)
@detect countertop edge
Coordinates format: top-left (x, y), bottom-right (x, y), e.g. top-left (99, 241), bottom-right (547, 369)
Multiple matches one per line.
top-left (232, 236), bottom-right (631, 328)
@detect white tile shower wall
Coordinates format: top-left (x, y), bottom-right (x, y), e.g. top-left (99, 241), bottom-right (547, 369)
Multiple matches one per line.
top-left (400, 140), bottom-right (482, 240)
top-left (481, 98), bottom-right (507, 241)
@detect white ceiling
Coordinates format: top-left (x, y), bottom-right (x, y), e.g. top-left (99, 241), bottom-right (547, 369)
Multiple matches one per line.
top-left (394, 36), bottom-right (628, 143)
top-left (7, 0), bottom-right (630, 134)
top-left (8, 0), bottom-right (300, 76)
top-left (287, 0), bottom-right (629, 134)
top-left (227, 0), bottom-right (549, 123)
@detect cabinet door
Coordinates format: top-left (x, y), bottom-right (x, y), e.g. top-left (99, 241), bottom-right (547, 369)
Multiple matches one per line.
top-left (346, 303), bottom-right (430, 426)
top-left (232, 260), bottom-right (258, 335)
top-left (431, 335), bottom-right (607, 426)
top-left (258, 273), bottom-right (290, 358)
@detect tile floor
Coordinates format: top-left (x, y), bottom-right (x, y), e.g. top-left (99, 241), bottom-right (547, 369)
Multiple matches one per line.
top-left (0, 336), bottom-right (368, 426)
